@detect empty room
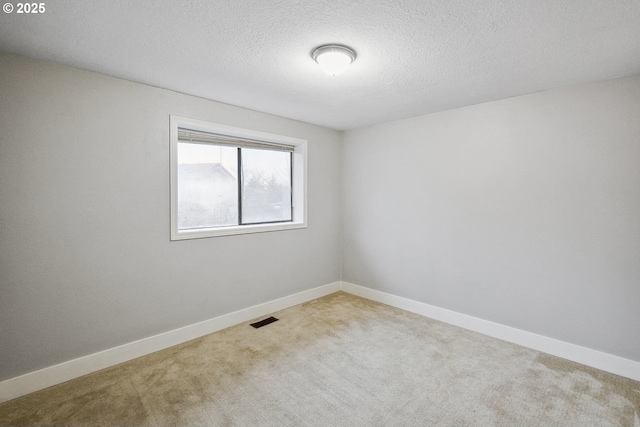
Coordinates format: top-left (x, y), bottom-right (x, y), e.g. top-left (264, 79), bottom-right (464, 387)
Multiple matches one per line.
top-left (1, 1), bottom-right (639, 425)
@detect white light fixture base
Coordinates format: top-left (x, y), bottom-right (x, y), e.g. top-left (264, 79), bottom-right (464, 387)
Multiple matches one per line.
top-left (312, 44), bottom-right (357, 76)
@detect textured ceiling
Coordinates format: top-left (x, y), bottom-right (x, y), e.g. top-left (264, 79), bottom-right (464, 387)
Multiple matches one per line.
top-left (1, 0), bottom-right (639, 130)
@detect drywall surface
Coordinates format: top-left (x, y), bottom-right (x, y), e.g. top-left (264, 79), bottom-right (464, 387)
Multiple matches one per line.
top-left (3, 1), bottom-right (640, 131)
top-left (342, 75), bottom-right (640, 361)
top-left (0, 52), bottom-right (341, 381)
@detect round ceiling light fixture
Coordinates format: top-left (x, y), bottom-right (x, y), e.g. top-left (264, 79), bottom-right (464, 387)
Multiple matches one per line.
top-left (311, 44), bottom-right (357, 76)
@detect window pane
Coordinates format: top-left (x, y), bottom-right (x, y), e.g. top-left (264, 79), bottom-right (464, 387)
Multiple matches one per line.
top-left (177, 143), bottom-right (238, 229)
top-left (241, 149), bottom-right (292, 224)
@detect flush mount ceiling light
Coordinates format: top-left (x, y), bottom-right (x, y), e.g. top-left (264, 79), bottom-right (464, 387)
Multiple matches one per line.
top-left (311, 44), bottom-right (357, 76)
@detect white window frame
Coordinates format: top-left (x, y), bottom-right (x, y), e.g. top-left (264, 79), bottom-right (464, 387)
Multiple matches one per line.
top-left (170, 115), bottom-right (307, 240)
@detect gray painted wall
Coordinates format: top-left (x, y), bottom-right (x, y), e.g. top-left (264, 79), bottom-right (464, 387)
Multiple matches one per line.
top-left (0, 53), bottom-right (342, 381)
top-left (342, 75), bottom-right (640, 361)
top-left (2, 50), bottom-right (639, 382)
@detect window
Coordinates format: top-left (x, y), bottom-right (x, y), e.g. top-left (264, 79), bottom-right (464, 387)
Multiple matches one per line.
top-left (170, 116), bottom-right (307, 240)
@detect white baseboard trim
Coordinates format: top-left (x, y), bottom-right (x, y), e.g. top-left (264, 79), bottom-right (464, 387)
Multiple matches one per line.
top-left (3, 280), bottom-right (637, 403)
top-left (339, 281), bottom-right (640, 382)
top-left (0, 281), bottom-right (341, 403)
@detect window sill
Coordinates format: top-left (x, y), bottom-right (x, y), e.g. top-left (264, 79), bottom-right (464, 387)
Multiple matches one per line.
top-left (170, 221), bottom-right (307, 240)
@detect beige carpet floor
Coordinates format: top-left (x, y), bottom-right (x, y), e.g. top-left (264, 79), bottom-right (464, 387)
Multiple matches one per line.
top-left (1, 291), bottom-right (639, 426)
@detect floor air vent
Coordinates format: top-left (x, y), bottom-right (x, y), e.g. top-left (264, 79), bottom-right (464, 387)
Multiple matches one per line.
top-left (250, 316), bottom-right (279, 328)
